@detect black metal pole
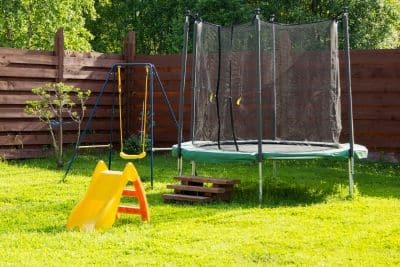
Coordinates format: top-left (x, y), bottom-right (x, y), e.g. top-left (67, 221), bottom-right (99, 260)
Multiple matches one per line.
top-left (216, 25), bottom-right (222, 149)
top-left (270, 14), bottom-right (277, 140)
top-left (149, 64), bottom-right (154, 188)
top-left (190, 21), bottom-right (198, 143)
top-left (108, 70), bottom-right (117, 169)
top-left (343, 9), bottom-right (354, 157)
top-left (255, 8), bottom-right (263, 204)
top-left (63, 66), bottom-right (115, 180)
top-left (228, 26), bottom-right (239, 151)
top-left (153, 68), bottom-right (179, 127)
top-left (177, 11), bottom-right (191, 174)
top-left (343, 8), bottom-right (355, 196)
top-left (255, 9), bottom-right (263, 162)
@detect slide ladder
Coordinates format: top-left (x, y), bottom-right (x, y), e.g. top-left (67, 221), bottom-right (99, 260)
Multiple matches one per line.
top-left (67, 161), bottom-right (149, 231)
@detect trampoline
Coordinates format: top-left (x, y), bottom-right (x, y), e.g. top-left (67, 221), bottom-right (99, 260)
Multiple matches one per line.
top-left (173, 141), bottom-right (367, 163)
top-left (173, 9), bottom-right (368, 202)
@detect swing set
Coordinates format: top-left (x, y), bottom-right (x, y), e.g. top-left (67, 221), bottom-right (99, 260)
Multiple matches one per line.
top-left (64, 63), bottom-right (179, 187)
top-left (118, 65), bottom-right (148, 160)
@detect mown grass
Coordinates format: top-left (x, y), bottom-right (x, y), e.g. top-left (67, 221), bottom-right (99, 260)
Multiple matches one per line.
top-left (0, 151), bottom-right (399, 266)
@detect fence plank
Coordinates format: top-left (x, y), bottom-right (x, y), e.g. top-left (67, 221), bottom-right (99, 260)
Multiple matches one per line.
top-left (0, 94), bottom-right (115, 106)
top-left (0, 54), bottom-right (57, 66)
top-left (64, 57), bottom-right (123, 68)
top-left (0, 47), bottom-right (53, 56)
top-left (0, 119), bottom-right (119, 132)
top-left (0, 133), bottom-right (118, 146)
top-left (0, 107), bottom-right (119, 119)
top-left (0, 66), bottom-right (57, 78)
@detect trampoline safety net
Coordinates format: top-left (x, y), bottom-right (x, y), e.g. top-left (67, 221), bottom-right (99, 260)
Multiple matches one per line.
top-left (192, 19), bottom-right (341, 148)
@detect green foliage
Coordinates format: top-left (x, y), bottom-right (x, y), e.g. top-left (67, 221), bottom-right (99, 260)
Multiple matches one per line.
top-left (0, 154), bottom-right (399, 265)
top-left (0, 0), bottom-right (98, 51)
top-left (88, 0), bottom-right (399, 54)
top-left (24, 83), bottom-right (90, 168)
top-left (123, 134), bottom-right (150, 155)
top-left (0, 0), bottom-right (398, 52)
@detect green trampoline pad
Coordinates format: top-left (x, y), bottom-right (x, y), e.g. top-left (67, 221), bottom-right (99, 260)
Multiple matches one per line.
top-left (172, 141), bottom-right (368, 163)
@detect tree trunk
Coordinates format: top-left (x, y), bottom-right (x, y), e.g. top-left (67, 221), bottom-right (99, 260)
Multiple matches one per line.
top-left (57, 107), bottom-right (63, 169)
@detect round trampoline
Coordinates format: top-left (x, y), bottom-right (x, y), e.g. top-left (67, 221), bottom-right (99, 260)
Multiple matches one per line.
top-left (174, 10), bottom-right (368, 202)
top-left (173, 140), bottom-right (367, 163)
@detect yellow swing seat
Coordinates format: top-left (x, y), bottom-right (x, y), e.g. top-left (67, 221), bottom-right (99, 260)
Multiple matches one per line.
top-left (119, 151), bottom-right (146, 160)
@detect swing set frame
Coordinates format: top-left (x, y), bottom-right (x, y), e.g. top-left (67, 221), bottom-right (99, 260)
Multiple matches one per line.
top-left (64, 63), bottom-right (179, 187)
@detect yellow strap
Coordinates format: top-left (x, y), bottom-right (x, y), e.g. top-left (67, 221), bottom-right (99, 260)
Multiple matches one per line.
top-left (141, 66), bottom-right (149, 153)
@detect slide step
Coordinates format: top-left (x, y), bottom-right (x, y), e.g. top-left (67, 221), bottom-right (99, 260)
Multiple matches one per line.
top-left (174, 175), bottom-right (240, 185)
top-left (167, 184), bottom-right (225, 193)
top-left (162, 194), bottom-right (212, 203)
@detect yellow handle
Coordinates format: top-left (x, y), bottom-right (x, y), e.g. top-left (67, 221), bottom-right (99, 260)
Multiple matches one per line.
top-left (236, 96), bottom-right (242, 106)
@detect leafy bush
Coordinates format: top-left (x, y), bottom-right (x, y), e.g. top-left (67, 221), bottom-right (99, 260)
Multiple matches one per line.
top-left (25, 83), bottom-right (90, 168)
top-left (123, 134), bottom-right (151, 155)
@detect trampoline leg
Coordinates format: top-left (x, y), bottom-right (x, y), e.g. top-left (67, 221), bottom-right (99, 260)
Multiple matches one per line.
top-left (191, 161), bottom-right (196, 176)
top-left (348, 157), bottom-right (355, 196)
top-left (258, 161), bottom-right (263, 205)
top-left (177, 157), bottom-right (183, 176)
top-left (272, 160), bottom-right (277, 180)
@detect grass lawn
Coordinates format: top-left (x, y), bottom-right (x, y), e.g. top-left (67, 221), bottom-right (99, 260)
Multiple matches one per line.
top-left (0, 151), bottom-right (399, 266)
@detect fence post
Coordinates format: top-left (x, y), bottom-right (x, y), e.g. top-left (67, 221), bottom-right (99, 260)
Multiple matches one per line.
top-left (123, 31), bottom-right (136, 137)
top-left (54, 27), bottom-right (64, 82)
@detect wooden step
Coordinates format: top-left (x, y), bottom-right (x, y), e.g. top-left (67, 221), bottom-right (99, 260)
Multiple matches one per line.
top-left (167, 184), bottom-right (226, 193)
top-left (162, 193), bottom-right (212, 203)
top-left (174, 175), bottom-right (241, 185)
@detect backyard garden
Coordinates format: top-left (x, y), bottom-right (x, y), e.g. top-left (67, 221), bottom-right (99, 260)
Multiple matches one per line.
top-left (0, 1), bottom-right (399, 266)
top-left (0, 152), bottom-right (399, 265)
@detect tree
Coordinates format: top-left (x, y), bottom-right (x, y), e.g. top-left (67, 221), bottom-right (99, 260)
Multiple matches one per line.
top-left (256, 0), bottom-right (400, 49)
top-left (25, 83), bottom-right (90, 168)
top-left (0, 0), bottom-right (98, 51)
top-left (87, 0), bottom-right (399, 54)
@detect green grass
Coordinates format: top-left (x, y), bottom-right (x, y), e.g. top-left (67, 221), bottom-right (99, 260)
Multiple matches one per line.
top-left (0, 152), bottom-right (399, 266)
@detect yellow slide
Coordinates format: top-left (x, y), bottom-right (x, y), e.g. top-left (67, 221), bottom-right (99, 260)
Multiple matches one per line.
top-left (67, 160), bottom-right (140, 231)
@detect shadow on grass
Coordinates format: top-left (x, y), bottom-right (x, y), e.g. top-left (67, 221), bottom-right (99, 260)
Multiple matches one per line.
top-left (146, 180), bottom-right (334, 210)
top-left (34, 225), bottom-right (68, 234)
top-left (4, 153), bottom-right (400, 201)
top-left (236, 182), bottom-right (333, 207)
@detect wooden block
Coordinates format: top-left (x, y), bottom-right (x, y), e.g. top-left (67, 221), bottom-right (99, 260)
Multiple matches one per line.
top-left (167, 184), bottom-right (225, 194)
top-left (174, 175), bottom-right (241, 185)
top-left (162, 194), bottom-right (211, 203)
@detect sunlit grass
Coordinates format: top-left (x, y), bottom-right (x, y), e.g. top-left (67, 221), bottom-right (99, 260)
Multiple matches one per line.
top-left (0, 152), bottom-right (399, 266)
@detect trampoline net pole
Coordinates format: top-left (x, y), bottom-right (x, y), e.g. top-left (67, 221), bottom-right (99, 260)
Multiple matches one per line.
top-left (255, 9), bottom-right (263, 163)
top-left (271, 15), bottom-right (277, 140)
top-left (343, 9), bottom-right (355, 157)
top-left (255, 8), bottom-right (263, 205)
top-left (190, 21), bottom-right (198, 143)
top-left (177, 11), bottom-right (190, 164)
top-left (344, 9), bottom-right (355, 196)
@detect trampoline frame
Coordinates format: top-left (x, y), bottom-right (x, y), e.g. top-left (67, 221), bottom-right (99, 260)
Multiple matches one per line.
top-left (176, 9), bottom-right (359, 203)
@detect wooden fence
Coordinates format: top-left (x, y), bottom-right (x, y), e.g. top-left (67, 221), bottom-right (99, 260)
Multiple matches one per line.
top-left (0, 29), bottom-right (399, 159)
